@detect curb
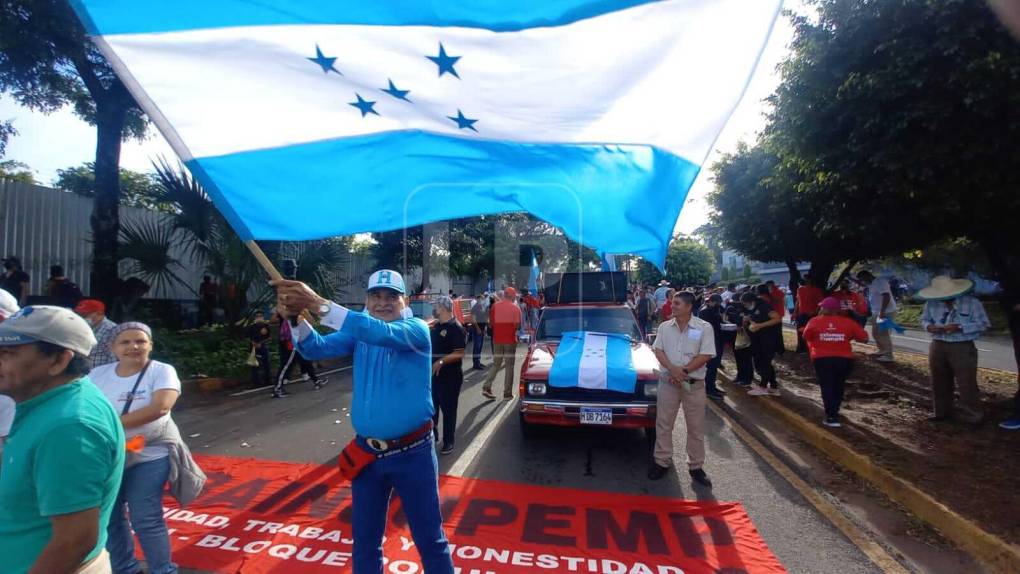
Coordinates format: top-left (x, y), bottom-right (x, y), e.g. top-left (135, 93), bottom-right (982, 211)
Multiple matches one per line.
top-left (717, 372), bottom-right (1020, 574)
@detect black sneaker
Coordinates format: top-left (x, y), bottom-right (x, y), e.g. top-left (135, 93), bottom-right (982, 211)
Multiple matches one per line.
top-left (706, 391), bottom-right (725, 401)
top-left (689, 468), bottom-right (713, 488)
top-left (823, 417), bottom-right (842, 428)
top-left (647, 464), bottom-right (670, 480)
top-left (313, 379), bottom-right (328, 389)
top-left (271, 391), bottom-right (289, 398)
top-left (440, 443), bottom-right (455, 455)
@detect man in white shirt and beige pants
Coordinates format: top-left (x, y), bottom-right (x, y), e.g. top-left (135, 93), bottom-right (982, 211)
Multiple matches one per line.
top-left (648, 291), bottom-right (716, 488)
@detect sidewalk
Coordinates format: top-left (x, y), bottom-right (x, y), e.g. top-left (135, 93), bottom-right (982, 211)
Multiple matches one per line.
top-left (715, 332), bottom-right (1020, 573)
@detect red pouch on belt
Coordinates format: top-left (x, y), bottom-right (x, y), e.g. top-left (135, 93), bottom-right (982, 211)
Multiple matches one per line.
top-left (338, 439), bottom-right (377, 481)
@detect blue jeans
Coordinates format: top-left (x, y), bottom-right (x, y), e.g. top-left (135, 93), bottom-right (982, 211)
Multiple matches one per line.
top-left (471, 326), bottom-right (485, 366)
top-left (352, 438), bottom-right (453, 574)
top-left (107, 456), bottom-right (178, 574)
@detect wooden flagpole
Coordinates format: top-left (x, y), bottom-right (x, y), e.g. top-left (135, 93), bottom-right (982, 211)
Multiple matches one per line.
top-left (244, 240), bottom-right (284, 282)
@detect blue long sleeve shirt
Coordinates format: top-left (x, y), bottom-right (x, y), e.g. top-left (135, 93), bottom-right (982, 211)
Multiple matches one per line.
top-left (296, 303), bottom-right (434, 439)
top-left (920, 296), bottom-right (990, 343)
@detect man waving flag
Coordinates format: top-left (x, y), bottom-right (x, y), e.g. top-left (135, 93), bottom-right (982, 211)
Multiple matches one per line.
top-left (71, 0), bottom-right (781, 266)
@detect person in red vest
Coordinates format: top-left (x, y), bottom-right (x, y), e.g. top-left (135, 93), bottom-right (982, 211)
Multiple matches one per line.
top-left (795, 275), bottom-right (825, 353)
top-left (803, 297), bottom-right (869, 428)
top-left (831, 279), bottom-right (869, 326)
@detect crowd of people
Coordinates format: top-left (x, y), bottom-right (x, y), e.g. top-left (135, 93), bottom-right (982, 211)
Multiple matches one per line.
top-left (625, 269), bottom-right (1016, 431)
top-left (0, 297), bottom-right (203, 573)
top-left (1, 254), bottom-right (1018, 573)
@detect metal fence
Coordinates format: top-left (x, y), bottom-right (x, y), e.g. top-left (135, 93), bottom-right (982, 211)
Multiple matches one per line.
top-left (0, 179), bottom-right (205, 300)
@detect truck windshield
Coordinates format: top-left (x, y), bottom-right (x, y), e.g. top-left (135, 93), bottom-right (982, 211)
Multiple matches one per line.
top-left (536, 307), bottom-right (642, 342)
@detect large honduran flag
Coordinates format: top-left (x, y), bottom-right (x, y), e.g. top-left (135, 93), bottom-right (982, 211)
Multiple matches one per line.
top-left (71, 1), bottom-right (781, 266)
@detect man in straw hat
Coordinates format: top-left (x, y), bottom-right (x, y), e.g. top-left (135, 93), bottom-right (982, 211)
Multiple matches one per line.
top-left (919, 276), bottom-right (990, 424)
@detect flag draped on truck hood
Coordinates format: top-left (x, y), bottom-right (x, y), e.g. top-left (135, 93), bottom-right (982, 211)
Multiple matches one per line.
top-left (71, 0), bottom-right (781, 266)
top-left (549, 331), bottom-right (637, 393)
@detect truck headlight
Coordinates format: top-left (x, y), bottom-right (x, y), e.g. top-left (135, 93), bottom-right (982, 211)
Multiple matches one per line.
top-left (527, 382), bottom-right (547, 396)
top-left (643, 382), bottom-right (658, 397)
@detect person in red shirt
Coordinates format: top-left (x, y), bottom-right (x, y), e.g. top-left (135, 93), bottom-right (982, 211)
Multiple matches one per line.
top-left (483, 287), bottom-right (522, 400)
top-left (795, 275), bottom-right (825, 353)
top-left (521, 289), bottom-right (541, 332)
top-left (659, 289), bottom-right (675, 324)
top-left (803, 297), bottom-right (869, 427)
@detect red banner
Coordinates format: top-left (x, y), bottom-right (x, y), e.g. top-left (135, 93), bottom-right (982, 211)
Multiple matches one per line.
top-left (158, 455), bottom-right (785, 574)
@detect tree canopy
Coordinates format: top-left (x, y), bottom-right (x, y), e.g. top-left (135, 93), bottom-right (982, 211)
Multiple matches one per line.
top-left (709, 0), bottom-right (1019, 294)
top-left (1, 0), bottom-right (149, 299)
top-left (55, 162), bottom-right (172, 212)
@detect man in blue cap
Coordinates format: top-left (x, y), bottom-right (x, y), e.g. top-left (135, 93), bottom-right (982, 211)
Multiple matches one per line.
top-left (273, 269), bottom-right (453, 574)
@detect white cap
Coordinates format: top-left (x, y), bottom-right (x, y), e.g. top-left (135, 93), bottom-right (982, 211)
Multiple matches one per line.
top-left (0, 289), bottom-right (18, 319)
top-left (0, 305), bottom-right (97, 356)
top-left (366, 269), bottom-right (406, 294)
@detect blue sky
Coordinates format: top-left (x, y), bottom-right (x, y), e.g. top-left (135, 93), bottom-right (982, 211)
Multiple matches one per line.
top-left (0, 6), bottom-right (797, 236)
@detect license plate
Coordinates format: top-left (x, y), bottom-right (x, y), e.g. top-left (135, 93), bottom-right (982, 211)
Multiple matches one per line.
top-left (580, 407), bottom-right (612, 425)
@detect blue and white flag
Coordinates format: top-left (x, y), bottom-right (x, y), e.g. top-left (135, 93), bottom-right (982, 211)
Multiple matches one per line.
top-left (528, 251), bottom-right (541, 294)
top-left (71, 1), bottom-right (781, 266)
top-left (549, 331), bottom-right (637, 393)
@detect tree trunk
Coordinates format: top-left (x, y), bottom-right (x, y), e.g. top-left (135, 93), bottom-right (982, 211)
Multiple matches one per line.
top-left (979, 240), bottom-right (1020, 374)
top-left (785, 259), bottom-right (803, 293)
top-left (91, 102), bottom-right (127, 302)
top-left (809, 260), bottom-right (837, 292)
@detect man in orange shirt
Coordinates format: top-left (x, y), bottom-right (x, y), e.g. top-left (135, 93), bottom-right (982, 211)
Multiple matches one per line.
top-left (483, 287), bottom-right (522, 400)
top-left (803, 297), bottom-right (869, 427)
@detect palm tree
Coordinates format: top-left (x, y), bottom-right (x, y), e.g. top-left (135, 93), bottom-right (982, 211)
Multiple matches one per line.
top-left (118, 159), bottom-right (348, 326)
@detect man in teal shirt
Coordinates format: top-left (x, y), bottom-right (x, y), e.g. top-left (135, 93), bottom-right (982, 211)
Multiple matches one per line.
top-left (0, 305), bottom-right (125, 573)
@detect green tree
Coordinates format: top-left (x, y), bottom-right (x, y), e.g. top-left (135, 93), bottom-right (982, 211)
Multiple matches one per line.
top-left (664, 237), bottom-right (715, 286)
top-left (54, 162), bottom-right (172, 212)
top-left (0, 159), bottom-right (34, 184)
top-left (767, 0), bottom-right (1020, 347)
top-left (1, 0), bottom-right (149, 299)
top-left (0, 119), bottom-right (15, 158)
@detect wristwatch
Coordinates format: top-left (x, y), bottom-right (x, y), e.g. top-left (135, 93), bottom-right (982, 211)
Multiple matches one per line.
top-left (315, 300), bottom-right (331, 315)
top-left (439, 359), bottom-right (445, 366)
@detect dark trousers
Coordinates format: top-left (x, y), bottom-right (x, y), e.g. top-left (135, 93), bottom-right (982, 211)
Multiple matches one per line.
top-left (250, 346), bottom-right (270, 387)
top-left (704, 345), bottom-right (723, 395)
top-left (471, 325), bottom-right (486, 367)
top-left (734, 346), bottom-right (755, 384)
top-left (813, 357), bottom-right (854, 417)
top-left (274, 342), bottom-right (317, 393)
top-left (795, 313), bottom-right (812, 353)
top-left (929, 340), bottom-right (981, 421)
top-left (774, 322), bottom-right (786, 355)
top-left (638, 317), bottom-right (652, 337)
top-left (432, 376), bottom-right (463, 446)
top-left (751, 334), bottom-right (778, 388)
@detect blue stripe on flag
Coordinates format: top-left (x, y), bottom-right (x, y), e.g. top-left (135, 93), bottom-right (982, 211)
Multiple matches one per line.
top-left (187, 131), bottom-right (699, 266)
top-left (71, 0), bottom-right (660, 36)
top-left (548, 331), bottom-right (637, 393)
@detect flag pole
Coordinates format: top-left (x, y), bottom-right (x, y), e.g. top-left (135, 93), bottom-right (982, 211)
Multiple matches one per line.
top-left (244, 240), bottom-right (284, 282)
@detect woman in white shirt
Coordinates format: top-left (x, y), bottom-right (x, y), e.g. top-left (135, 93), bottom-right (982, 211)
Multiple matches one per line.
top-left (90, 322), bottom-right (181, 574)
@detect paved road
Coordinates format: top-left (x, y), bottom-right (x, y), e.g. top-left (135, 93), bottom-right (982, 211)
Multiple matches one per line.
top-left (173, 346), bottom-right (886, 574)
top-left (783, 321), bottom-right (1017, 373)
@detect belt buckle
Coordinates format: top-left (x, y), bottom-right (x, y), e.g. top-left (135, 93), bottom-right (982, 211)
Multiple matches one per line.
top-left (366, 438), bottom-right (389, 451)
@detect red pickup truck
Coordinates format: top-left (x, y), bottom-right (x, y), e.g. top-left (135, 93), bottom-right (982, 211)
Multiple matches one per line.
top-left (517, 273), bottom-right (660, 442)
